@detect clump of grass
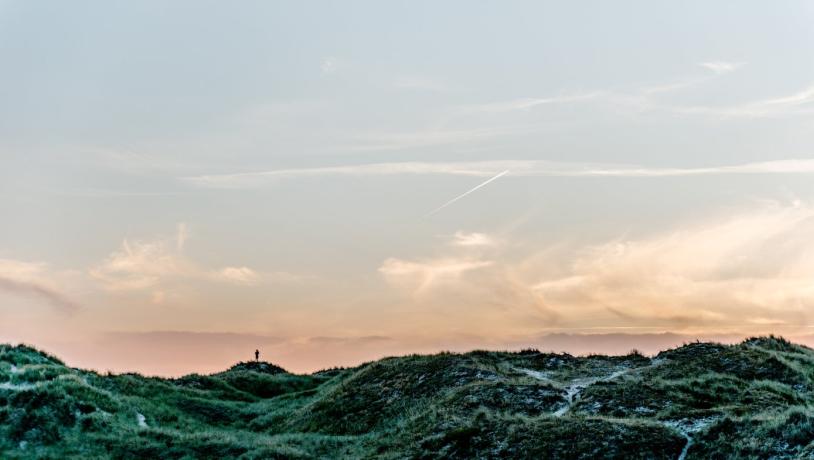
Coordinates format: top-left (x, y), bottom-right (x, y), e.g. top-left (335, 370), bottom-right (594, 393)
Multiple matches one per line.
top-left (692, 408), bottom-right (814, 458)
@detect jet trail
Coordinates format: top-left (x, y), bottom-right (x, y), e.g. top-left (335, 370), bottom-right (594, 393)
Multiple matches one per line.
top-left (425, 170), bottom-right (509, 217)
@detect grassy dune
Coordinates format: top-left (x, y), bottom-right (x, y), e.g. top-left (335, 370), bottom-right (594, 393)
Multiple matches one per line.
top-left (3, 336), bottom-right (814, 458)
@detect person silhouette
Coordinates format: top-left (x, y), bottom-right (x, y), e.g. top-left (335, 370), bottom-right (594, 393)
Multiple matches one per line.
top-left (255, 349), bottom-right (260, 361)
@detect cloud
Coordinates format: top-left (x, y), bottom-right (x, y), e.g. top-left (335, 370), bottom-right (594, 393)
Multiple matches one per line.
top-left (583, 77), bottom-right (814, 119)
top-left (639, 62), bottom-right (744, 95)
top-left (760, 86), bottom-right (814, 107)
top-left (621, 67), bottom-right (814, 119)
top-left (0, 277), bottom-right (79, 313)
top-left (90, 238), bottom-right (193, 291)
top-left (452, 232), bottom-right (497, 247)
top-left (184, 159), bottom-right (814, 188)
top-left (674, 84), bottom-right (814, 118)
top-left (377, 254), bottom-right (559, 332)
top-left (0, 259), bottom-right (46, 279)
top-left (530, 202), bottom-right (814, 330)
top-left (603, 72), bottom-right (814, 119)
top-left (329, 93), bottom-right (596, 152)
top-left (375, 201), bottom-right (814, 335)
top-left (0, 259), bottom-right (80, 312)
top-left (176, 223), bottom-right (189, 251)
top-left (379, 257), bottom-right (493, 292)
top-left (215, 267), bottom-right (260, 286)
top-left (562, 159), bottom-right (814, 177)
top-left (183, 161), bottom-right (503, 188)
top-left (89, 226), bottom-right (284, 293)
top-left (640, 79), bottom-right (705, 95)
top-left (699, 61), bottom-right (745, 75)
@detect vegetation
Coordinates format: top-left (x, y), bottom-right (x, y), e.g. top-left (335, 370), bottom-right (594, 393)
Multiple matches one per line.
top-left (2, 336), bottom-right (814, 458)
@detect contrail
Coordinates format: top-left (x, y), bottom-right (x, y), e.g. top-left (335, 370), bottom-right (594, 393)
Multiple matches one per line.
top-left (425, 170), bottom-right (510, 217)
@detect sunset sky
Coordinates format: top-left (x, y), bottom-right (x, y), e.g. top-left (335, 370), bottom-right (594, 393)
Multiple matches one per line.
top-left (3, 1), bottom-right (814, 375)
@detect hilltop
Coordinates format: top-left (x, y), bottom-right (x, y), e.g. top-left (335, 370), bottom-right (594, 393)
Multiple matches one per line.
top-left (2, 336), bottom-right (814, 458)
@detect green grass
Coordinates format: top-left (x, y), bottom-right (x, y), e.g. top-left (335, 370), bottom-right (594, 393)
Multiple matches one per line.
top-left (2, 337), bottom-right (814, 458)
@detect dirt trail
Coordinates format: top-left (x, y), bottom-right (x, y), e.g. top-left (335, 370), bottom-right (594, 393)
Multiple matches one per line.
top-left (677, 435), bottom-right (692, 460)
top-left (664, 418), bottom-right (716, 460)
top-left (519, 359), bottom-right (715, 459)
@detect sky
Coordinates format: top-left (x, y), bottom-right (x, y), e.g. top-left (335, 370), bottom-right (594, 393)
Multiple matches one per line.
top-left (2, 1), bottom-right (814, 375)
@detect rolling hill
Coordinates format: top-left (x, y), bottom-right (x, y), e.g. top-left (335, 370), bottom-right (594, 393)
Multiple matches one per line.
top-left (2, 336), bottom-right (814, 458)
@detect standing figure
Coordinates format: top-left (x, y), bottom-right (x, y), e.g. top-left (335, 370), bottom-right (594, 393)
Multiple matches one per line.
top-left (255, 349), bottom-right (260, 361)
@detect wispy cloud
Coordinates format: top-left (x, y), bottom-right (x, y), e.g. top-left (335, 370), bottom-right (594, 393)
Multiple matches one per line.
top-left (530, 201), bottom-right (814, 330)
top-left (760, 86), bottom-right (814, 108)
top-left (89, 226), bottom-right (292, 294)
top-left (561, 159), bottom-right (814, 177)
top-left (378, 254), bottom-right (559, 331)
top-left (379, 257), bottom-right (493, 293)
top-left (640, 79), bottom-right (704, 95)
top-left (339, 93), bottom-right (598, 152)
top-left (0, 278), bottom-right (79, 313)
top-left (184, 159), bottom-right (814, 188)
top-left (451, 231), bottom-right (498, 248)
top-left (638, 61), bottom-right (744, 95)
top-left (90, 238), bottom-right (193, 291)
top-left (595, 63), bottom-right (814, 121)
top-left (699, 61), bottom-right (745, 75)
top-left (0, 259), bottom-right (79, 312)
top-left (674, 84), bottom-right (814, 118)
top-left (182, 161), bottom-right (513, 188)
top-left (215, 266), bottom-right (260, 286)
top-left (377, 201), bottom-right (814, 335)
top-left (176, 223), bottom-right (189, 251)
